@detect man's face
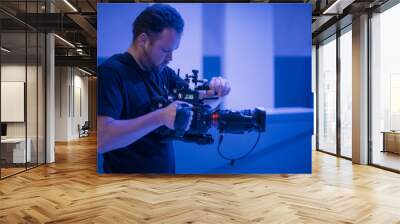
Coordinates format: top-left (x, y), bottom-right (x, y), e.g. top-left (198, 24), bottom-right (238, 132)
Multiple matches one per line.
top-left (142, 28), bottom-right (181, 74)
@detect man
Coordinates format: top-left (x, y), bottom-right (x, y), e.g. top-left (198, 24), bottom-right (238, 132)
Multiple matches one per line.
top-left (97, 4), bottom-right (231, 173)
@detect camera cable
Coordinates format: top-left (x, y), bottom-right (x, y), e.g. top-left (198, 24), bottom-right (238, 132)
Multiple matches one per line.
top-left (217, 131), bottom-right (261, 166)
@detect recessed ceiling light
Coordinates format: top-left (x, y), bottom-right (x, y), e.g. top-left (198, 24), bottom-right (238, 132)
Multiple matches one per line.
top-left (322, 0), bottom-right (354, 15)
top-left (1, 47), bottom-right (11, 53)
top-left (54, 34), bottom-right (75, 48)
top-left (63, 0), bottom-right (78, 12)
top-left (78, 67), bottom-right (92, 76)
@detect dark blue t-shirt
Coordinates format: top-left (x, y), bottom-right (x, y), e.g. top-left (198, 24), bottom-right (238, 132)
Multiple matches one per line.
top-left (97, 52), bottom-right (186, 173)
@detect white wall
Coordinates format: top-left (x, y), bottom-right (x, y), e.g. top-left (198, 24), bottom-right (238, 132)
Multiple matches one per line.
top-left (1, 65), bottom-right (26, 141)
top-left (224, 5), bottom-right (274, 110)
top-left (1, 64), bottom-right (45, 163)
top-left (1, 65), bottom-right (26, 81)
top-left (1, 82), bottom-right (24, 122)
top-left (55, 67), bottom-right (70, 141)
top-left (1, 65), bottom-right (31, 138)
top-left (55, 67), bottom-right (89, 141)
top-left (72, 73), bottom-right (89, 138)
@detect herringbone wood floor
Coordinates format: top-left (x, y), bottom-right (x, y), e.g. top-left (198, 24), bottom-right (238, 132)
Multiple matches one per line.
top-left (1, 134), bottom-right (400, 224)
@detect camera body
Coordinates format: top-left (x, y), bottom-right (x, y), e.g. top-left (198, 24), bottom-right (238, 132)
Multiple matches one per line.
top-left (151, 69), bottom-right (266, 145)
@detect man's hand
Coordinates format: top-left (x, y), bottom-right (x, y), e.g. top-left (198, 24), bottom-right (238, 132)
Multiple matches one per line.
top-left (160, 101), bottom-right (193, 131)
top-left (206, 76), bottom-right (231, 97)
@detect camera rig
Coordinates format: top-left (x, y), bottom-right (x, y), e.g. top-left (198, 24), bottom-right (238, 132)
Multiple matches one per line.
top-left (151, 69), bottom-right (266, 165)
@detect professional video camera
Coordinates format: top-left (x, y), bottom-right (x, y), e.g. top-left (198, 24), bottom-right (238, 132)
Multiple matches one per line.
top-left (151, 69), bottom-right (266, 165)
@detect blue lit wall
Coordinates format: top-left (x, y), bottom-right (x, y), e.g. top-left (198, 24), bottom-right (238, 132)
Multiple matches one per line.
top-left (272, 4), bottom-right (313, 108)
top-left (97, 3), bottom-right (313, 174)
top-left (97, 3), bottom-right (148, 63)
top-left (202, 4), bottom-right (225, 81)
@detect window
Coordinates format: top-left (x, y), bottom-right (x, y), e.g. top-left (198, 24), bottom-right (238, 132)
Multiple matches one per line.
top-left (317, 35), bottom-right (337, 155)
top-left (370, 2), bottom-right (400, 171)
top-left (0, 0), bottom-right (47, 179)
top-left (339, 26), bottom-right (352, 158)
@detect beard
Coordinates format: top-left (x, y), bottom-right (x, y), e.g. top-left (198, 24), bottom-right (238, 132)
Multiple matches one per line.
top-left (149, 62), bottom-right (166, 75)
top-left (143, 49), bottom-right (167, 75)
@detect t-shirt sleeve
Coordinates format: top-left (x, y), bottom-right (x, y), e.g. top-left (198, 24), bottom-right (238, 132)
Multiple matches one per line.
top-left (97, 66), bottom-right (123, 119)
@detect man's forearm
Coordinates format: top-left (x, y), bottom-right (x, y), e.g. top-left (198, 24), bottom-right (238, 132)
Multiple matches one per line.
top-left (98, 110), bottom-right (164, 154)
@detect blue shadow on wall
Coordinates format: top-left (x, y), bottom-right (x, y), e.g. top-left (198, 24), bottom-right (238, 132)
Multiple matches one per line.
top-left (203, 56), bottom-right (221, 81)
top-left (275, 56), bottom-right (312, 108)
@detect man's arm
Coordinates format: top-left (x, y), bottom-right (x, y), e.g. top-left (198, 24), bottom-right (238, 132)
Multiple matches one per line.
top-left (98, 111), bottom-right (163, 154)
top-left (98, 101), bottom-right (189, 154)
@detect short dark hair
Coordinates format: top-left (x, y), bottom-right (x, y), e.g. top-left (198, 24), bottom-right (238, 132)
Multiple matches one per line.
top-left (133, 4), bottom-right (184, 41)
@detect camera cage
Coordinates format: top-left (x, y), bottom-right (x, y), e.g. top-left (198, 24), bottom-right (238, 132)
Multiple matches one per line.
top-left (151, 69), bottom-right (266, 165)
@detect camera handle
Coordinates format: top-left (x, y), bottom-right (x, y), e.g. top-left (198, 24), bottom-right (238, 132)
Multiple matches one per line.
top-left (174, 103), bottom-right (192, 137)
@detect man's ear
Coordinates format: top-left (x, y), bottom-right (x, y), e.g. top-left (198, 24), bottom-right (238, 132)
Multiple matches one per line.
top-left (136, 33), bottom-right (149, 48)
